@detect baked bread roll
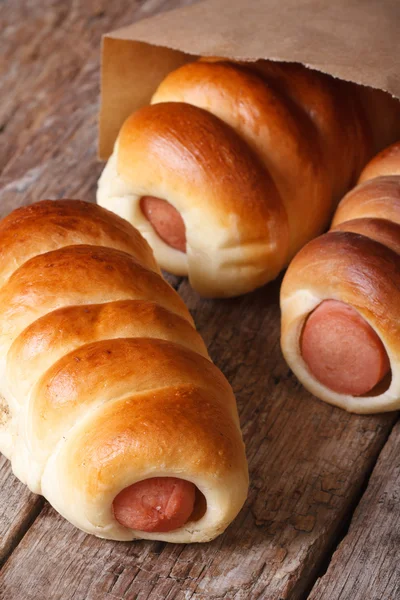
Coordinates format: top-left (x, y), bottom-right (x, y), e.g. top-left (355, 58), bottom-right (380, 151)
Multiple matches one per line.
top-left (0, 199), bottom-right (248, 543)
top-left (97, 58), bottom-right (400, 297)
top-left (281, 141), bottom-right (400, 413)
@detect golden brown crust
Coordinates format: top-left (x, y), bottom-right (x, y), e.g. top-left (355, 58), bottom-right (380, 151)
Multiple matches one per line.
top-left (245, 60), bottom-right (373, 197)
top-left (118, 101), bottom-right (288, 250)
top-left (152, 60), bottom-right (328, 255)
top-left (332, 176), bottom-right (400, 228)
top-left (333, 218), bottom-right (400, 256)
top-left (0, 199), bottom-right (159, 287)
top-left (282, 231), bottom-right (400, 333)
top-left (281, 141), bottom-right (400, 413)
top-left (359, 141), bottom-right (400, 183)
top-left (48, 384), bottom-right (247, 542)
top-left (8, 300), bottom-right (209, 401)
top-left (0, 244), bottom-right (192, 353)
top-left (31, 338), bottom-right (237, 456)
top-left (98, 58), bottom-right (400, 296)
top-left (66, 385), bottom-right (243, 494)
top-left (0, 200), bottom-right (248, 543)
top-left (114, 101), bottom-right (289, 295)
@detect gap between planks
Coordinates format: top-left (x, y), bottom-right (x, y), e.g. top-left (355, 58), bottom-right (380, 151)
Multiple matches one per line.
top-left (0, 457), bottom-right (44, 569)
top-left (298, 413), bottom-right (399, 600)
top-left (309, 418), bottom-right (400, 600)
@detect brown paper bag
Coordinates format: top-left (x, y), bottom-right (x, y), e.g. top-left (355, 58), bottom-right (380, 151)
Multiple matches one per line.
top-left (99, 0), bottom-right (400, 159)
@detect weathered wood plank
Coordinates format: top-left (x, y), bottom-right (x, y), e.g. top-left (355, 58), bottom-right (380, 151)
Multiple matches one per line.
top-left (309, 419), bottom-right (400, 600)
top-left (1, 0), bottom-right (114, 173)
top-left (0, 279), bottom-right (396, 599)
top-left (0, 0), bottom-right (195, 175)
top-left (0, 456), bottom-right (43, 567)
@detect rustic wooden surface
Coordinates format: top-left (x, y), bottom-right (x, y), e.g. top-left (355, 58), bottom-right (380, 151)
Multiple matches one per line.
top-left (309, 420), bottom-right (400, 600)
top-left (0, 2), bottom-right (399, 599)
top-left (0, 456), bottom-right (43, 566)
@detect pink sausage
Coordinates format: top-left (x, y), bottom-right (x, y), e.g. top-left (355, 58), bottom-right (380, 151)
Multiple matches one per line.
top-left (301, 299), bottom-right (390, 396)
top-left (113, 477), bottom-right (196, 532)
top-left (140, 196), bottom-right (187, 253)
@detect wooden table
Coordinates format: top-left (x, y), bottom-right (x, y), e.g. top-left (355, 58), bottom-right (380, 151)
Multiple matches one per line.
top-left (1, 2), bottom-right (399, 599)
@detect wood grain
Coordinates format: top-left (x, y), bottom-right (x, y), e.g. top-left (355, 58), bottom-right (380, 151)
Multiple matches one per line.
top-left (0, 0), bottom-right (197, 208)
top-left (0, 1), bottom-right (399, 599)
top-left (309, 419), bottom-right (400, 600)
top-left (0, 456), bottom-right (43, 567)
top-left (0, 0), bottom-right (195, 177)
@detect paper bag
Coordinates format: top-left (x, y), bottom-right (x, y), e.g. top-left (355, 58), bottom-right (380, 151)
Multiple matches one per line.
top-left (99, 0), bottom-right (400, 159)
